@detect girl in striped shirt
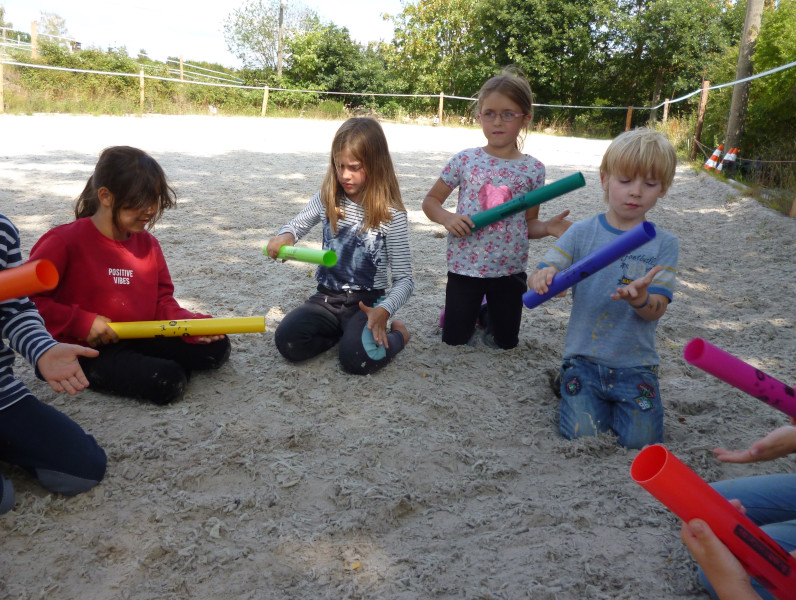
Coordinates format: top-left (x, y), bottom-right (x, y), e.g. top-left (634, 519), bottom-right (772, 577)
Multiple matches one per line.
top-left (0, 214), bottom-right (106, 513)
top-left (266, 118), bottom-right (413, 375)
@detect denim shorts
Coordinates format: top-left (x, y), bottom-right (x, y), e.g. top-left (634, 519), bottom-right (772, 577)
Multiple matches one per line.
top-left (558, 356), bottom-right (663, 449)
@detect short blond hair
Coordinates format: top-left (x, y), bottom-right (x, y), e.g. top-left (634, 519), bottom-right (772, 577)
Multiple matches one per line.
top-left (600, 128), bottom-right (677, 198)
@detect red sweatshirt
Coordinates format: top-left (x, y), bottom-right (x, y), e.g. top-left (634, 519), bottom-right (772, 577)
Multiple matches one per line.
top-left (29, 218), bottom-right (208, 346)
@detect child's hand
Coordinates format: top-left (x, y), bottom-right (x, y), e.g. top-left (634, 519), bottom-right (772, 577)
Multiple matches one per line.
top-left (265, 233), bottom-right (296, 260)
top-left (37, 343), bottom-right (99, 395)
top-left (680, 518), bottom-right (760, 600)
top-left (440, 212), bottom-right (475, 238)
top-left (713, 425), bottom-right (796, 463)
top-left (86, 315), bottom-right (119, 347)
top-left (529, 266), bottom-right (562, 296)
top-left (610, 265), bottom-right (664, 306)
top-left (358, 301), bottom-right (390, 347)
top-left (544, 210), bottom-right (572, 238)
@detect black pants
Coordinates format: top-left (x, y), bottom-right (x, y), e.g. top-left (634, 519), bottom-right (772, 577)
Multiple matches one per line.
top-left (274, 285), bottom-right (405, 375)
top-left (442, 271), bottom-right (527, 349)
top-left (78, 337), bottom-right (231, 405)
top-left (0, 394), bottom-right (106, 499)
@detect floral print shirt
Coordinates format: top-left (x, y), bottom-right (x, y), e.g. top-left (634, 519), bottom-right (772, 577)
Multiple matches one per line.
top-left (440, 147), bottom-right (545, 278)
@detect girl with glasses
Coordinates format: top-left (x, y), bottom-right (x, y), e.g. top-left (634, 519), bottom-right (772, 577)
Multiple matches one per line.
top-left (422, 68), bottom-right (571, 349)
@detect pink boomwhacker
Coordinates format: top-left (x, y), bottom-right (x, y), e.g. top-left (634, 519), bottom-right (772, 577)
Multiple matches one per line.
top-left (683, 338), bottom-right (796, 420)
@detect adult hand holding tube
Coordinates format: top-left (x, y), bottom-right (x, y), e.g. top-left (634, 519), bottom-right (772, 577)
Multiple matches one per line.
top-left (523, 221), bottom-right (657, 309)
top-left (0, 259), bottom-right (59, 302)
top-left (684, 338), bottom-right (796, 420)
top-left (469, 172), bottom-right (586, 231)
top-left (631, 444), bottom-right (796, 598)
top-left (270, 245), bottom-right (338, 267)
top-left (107, 317), bottom-right (266, 339)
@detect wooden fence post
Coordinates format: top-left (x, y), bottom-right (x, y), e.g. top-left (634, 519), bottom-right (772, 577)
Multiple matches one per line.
top-left (625, 106), bottom-right (633, 131)
top-left (261, 86), bottom-right (269, 117)
top-left (139, 69), bottom-right (145, 113)
top-left (690, 80), bottom-right (710, 160)
top-left (437, 91), bottom-right (444, 125)
top-left (179, 56), bottom-right (184, 81)
top-left (0, 60), bottom-right (4, 114)
top-left (31, 21), bottom-right (38, 59)
top-left (662, 100), bottom-right (669, 124)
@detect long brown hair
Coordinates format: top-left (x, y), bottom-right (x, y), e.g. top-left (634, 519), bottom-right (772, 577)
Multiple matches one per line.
top-left (320, 117), bottom-right (404, 233)
top-left (74, 146), bottom-right (176, 230)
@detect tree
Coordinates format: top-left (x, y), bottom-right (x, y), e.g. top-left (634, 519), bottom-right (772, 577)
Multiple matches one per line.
top-left (287, 23), bottom-right (363, 90)
top-left (602, 0), bottom-right (741, 125)
top-left (740, 0), bottom-right (796, 159)
top-left (387, 0), bottom-right (487, 105)
top-left (477, 0), bottom-right (607, 109)
top-left (223, 0), bottom-right (317, 72)
top-left (0, 6), bottom-right (13, 29)
top-left (725, 0), bottom-right (764, 150)
top-left (38, 11), bottom-right (70, 45)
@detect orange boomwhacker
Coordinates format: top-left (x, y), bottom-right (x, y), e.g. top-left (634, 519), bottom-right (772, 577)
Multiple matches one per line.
top-left (0, 259), bottom-right (59, 302)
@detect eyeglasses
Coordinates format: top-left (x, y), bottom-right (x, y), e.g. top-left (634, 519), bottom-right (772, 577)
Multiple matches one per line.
top-left (477, 110), bottom-right (527, 122)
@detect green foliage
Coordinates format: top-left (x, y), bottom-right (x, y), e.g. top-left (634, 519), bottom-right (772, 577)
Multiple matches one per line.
top-left (694, 0), bottom-right (796, 194)
top-left (223, 0), bottom-right (318, 71)
top-left (2, 0), bottom-right (793, 198)
top-left (478, 0), bottom-right (605, 106)
top-left (744, 0), bottom-right (796, 155)
top-left (388, 0), bottom-right (489, 113)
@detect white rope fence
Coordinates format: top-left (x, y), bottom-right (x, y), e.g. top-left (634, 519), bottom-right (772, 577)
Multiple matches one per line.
top-left (0, 55), bottom-right (794, 115)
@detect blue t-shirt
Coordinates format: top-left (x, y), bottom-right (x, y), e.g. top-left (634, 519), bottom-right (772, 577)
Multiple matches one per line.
top-left (538, 213), bottom-right (678, 367)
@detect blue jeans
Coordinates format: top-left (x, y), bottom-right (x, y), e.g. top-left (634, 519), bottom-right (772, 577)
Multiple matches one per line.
top-left (698, 474), bottom-right (796, 600)
top-left (558, 356), bottom-right (663, 449)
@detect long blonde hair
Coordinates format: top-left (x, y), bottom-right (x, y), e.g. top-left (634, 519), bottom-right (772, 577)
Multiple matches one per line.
top-left (320, 117), bottom-right (404, 232)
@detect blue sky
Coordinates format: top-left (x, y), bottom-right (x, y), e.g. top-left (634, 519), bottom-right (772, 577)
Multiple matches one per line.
top-left (0, 0), bottom-right (405, 67)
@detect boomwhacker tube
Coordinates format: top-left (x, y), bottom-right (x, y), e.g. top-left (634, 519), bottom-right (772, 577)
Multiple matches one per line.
top-left (522, 221), bottom-right (656, 309)
top-left (0, 259), bottom-right (59, 302)
top-left (272, 246), bottom-right (338, 267)
top-left (683, 338), bottom-right (796, 420)
top-left (107, 317), bottom-right (266, 339)
top-left (469, 172), bottom-right (586, 231)
top-left (631, 444), bottom-right (796, 597)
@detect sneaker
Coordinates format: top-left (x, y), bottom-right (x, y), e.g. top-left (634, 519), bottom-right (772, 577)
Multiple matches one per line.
top-left (0, 472), bottom-right (15, 514)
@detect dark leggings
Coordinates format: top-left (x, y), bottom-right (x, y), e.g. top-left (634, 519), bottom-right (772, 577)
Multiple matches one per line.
top-left (78, 337), bottom-right (231, 405)
top-left (0, 394), bottom-right (106, 496)
top-left (274, 286), bottom-right (406, 375)
top-left (442, 271), bottom-right (527, 349)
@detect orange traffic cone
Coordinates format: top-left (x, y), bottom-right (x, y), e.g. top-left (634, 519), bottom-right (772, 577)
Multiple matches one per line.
top-left (704, 144), bottom-right (724, 170)
top-left (717, 147), bottom-right (737, 173)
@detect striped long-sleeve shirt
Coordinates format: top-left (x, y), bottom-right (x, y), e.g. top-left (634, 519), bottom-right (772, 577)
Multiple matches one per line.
top-left (1, 215), bottom-right (58, 411)
top-left (278, 193), bottom-right (414, 317)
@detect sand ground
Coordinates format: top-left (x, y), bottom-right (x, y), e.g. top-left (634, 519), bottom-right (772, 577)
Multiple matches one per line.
top-left (0, 113), bottom-right (794, 600)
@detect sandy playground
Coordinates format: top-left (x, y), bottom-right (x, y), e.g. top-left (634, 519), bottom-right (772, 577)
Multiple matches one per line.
top-left (0, 113), bottom-right (794, 600)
